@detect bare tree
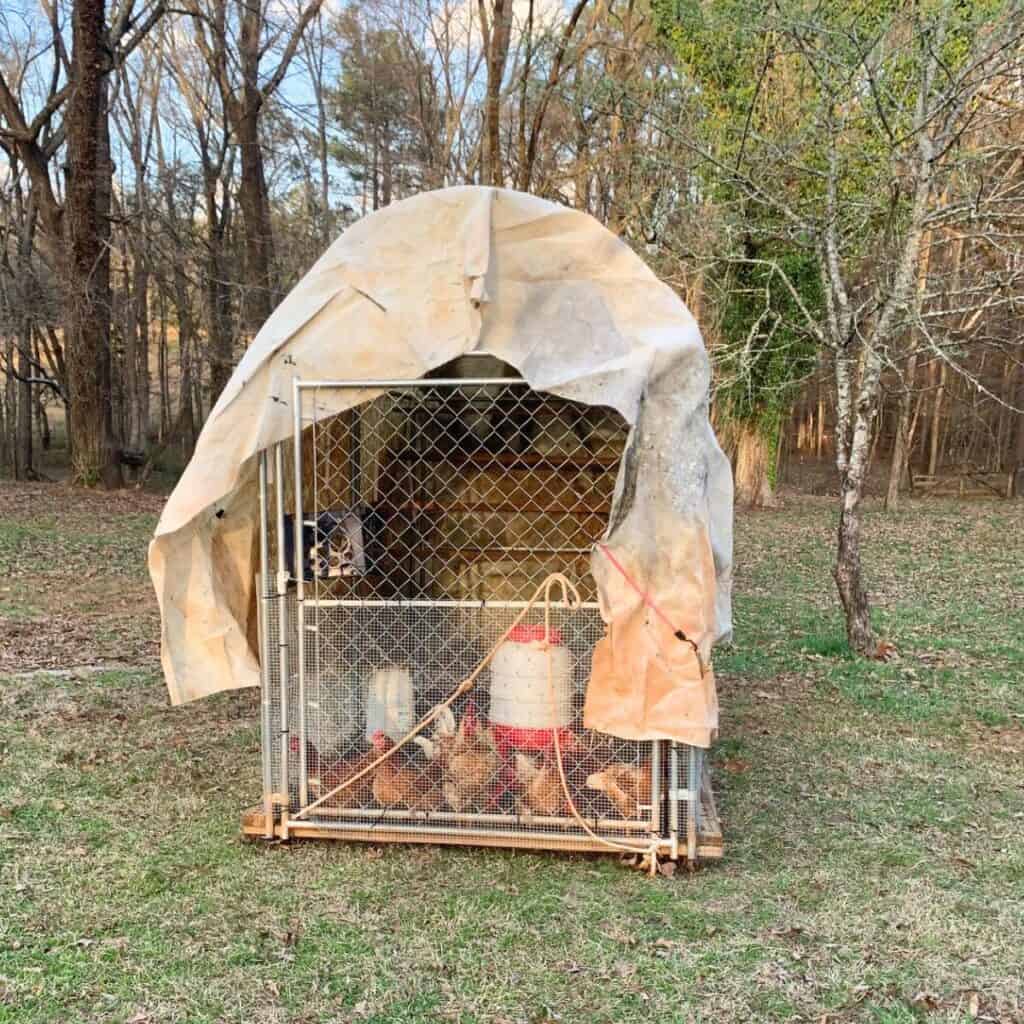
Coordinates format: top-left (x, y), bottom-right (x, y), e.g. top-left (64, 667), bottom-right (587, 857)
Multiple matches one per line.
top-left (0, 0), bottom-right (164, 486)
top-left (186, 0), bottom-right (326, 341)
top-left (657, 0), bottom-right (1024, 651)
top-left (478, 0), bottom-right (513, 185)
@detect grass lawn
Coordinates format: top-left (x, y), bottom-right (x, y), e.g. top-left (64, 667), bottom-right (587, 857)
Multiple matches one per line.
top-left (1, 482), bottom-right (1022, 1023)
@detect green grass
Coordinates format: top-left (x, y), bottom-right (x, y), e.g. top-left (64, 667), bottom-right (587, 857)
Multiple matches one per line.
top-left (718, 500), bottom-right (1024, 732)
top-left (1, 486), bottom-right (1022, 1022)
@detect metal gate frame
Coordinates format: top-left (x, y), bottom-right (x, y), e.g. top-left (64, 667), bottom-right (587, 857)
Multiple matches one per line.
top-left (248, 373), bottom-right (719, 863)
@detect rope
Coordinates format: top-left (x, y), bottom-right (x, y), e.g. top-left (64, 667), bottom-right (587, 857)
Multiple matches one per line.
top-left (595, 542), bottom-right (707, 677)
top-left (539, 574), bottom-right (663, 876)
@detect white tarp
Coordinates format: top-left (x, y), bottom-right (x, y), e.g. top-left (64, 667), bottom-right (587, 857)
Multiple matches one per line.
top-left (149, 186), bottom-right (732, 745)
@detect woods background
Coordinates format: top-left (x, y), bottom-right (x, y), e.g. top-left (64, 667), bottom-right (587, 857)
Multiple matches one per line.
top-left (2, 0), bottom-right (1023, 650)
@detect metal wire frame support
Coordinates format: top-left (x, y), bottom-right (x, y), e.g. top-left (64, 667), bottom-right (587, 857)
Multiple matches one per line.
top-left (293, 377), bottom-right (309, 812)
top-left (274, 441), bottom-right (291, 838)
top-left (258, 451), bottom-right (274, 839)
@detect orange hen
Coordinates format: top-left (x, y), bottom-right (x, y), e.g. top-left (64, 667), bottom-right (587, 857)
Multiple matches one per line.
top-left (306, 741), bottom-right (376, 809)
top-left (515, 752), bottom-right (566, 817)
top-left (585, 763), bottom-right (651, 820)
top-left (441, 704), bottom-right (500, 812)
top-left (369, 731), bottom-right (444, 812)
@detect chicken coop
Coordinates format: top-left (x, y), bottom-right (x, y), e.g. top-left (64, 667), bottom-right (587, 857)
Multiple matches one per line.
top-left (151, 186), bottom-right (732, 869)
top-left (240, 367), bottom-right (721, 863)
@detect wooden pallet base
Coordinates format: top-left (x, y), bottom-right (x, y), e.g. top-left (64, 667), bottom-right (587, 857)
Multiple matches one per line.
top-left (241, 806), bottom-right (724, 861)
top-left (242, 758), bottom-right (724, 862)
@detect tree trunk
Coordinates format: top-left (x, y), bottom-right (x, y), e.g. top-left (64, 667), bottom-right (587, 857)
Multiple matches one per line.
top-left (122, 253), bottom-right (140, 449)
top-left (204, 239), bottom-right (234, 402)
top-left (64, 0), bottom-right (121, 488)
top-left (479, 0), bottom-right (512, 187)
top-left (816, 379), bottom-right (825, 457)
top-left (832, 342), bottom-right (883, 655)
top-left (157, 287), bottom-right (170, 441)
top-left (34, 330), bottom-right (51, 451)
top-left (885, 351), bottom-right (917, 511)
top-left (2, 335), bottom-right (15, 473)
top-left (316, 87), bottom-right (331, 246)
top-left (37, 395), bottom-right (50, 452)
top-left (236, 103), bottom-right (275, 337)
top-left (16, 320), bottom-right (34, 479)
top-left (1013, 364), bottom-right (1024, 496)
top-left (178, 320), bottom-right (198, 453)
top-left (733, 421), bottom-right (776, 507)
top-left (885, 219), bottom-right (934, 510)
top-left (135, 262), bottom-right (150, 446)
top-left (200, 161), bottom-right (234, 403)
top-left (927, 360), bottom-right (947, 476)
top-left (834, 476), bottom-right (873, 653)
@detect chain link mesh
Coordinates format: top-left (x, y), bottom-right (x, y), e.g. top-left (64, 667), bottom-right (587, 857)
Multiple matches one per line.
top-left (259, 379), bottom-right (698, 852)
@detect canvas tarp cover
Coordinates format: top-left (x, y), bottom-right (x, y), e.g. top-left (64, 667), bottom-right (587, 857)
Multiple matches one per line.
top-left (149, 186), bottom-right (733, 747)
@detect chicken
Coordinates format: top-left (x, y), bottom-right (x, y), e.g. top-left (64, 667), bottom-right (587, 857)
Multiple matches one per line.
top-left (441, 704), bottom-right (500, 812)
top-left (585, 763), bottom-right (651, 820)
top-left (412, 705), bottom-right (459, 763)
top-left (305, 740), bottom-right (375, 809)
top-left (413, 703), bottom-right (500, 812)
top-left (515, 752), bottom-right (566, 818)
top-left (369, 730), bottom-right (444, 812)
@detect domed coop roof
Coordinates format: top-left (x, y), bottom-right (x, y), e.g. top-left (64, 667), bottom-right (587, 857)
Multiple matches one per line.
top-left (149, 186), bottom-right (732, 746)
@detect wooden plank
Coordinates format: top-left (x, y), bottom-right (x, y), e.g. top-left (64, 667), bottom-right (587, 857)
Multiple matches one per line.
top-left (306, 804), bottom-right (652, 832)
top-left (397, 449), bottom-right (621, 471)
top-left (240, 809), bottom-right (724, 862)
top-left (242, 806), bottom-right (271, 833)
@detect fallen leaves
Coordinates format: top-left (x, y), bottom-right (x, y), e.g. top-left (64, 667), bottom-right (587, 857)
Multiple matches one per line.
top-left (0, 482), bottom-right (162, 674)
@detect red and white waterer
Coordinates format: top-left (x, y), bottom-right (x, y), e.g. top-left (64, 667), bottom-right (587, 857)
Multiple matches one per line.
top-left (488, 624), bottom-right (575, 754)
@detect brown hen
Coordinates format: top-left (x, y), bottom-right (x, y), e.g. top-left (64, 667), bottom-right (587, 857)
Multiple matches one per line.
top-left (369, 731), bottom-right (444, 812)
top-left (585, 763), bottom-right (651, 820)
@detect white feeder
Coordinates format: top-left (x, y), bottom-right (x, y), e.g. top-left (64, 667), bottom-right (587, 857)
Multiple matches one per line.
top-left (365, 666), bottom-right (415, 741)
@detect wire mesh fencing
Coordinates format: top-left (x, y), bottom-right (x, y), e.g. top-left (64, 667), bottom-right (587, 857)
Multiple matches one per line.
top-left (255, 375), bottom-right (710, 859)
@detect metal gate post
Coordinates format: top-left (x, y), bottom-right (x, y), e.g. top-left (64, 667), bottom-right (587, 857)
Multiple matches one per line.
top-left (688, 745), bottom-right (702, 862)
top-left (274, 441), bottom-right (291, 837)
top-left (668, 741), bottom-right (680, 860)
top-left (293, 378), bottom-right (309, 811)
top-left (649, 740), bottom-right (663, 841)
top-left (258, 450), bottom-right (274, 838)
